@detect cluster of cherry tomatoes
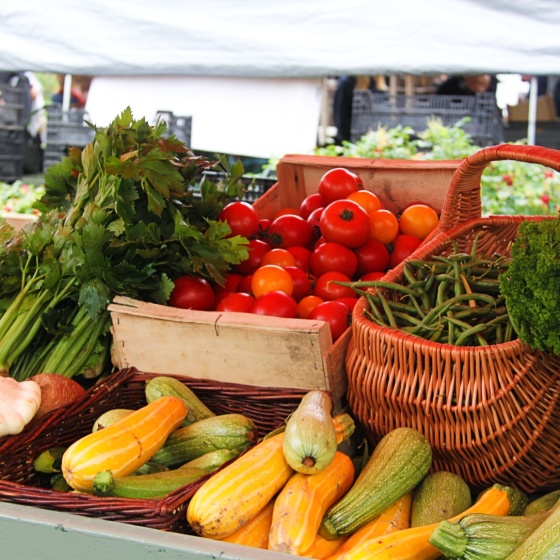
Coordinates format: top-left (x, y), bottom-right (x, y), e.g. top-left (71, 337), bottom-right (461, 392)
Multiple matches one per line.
top-left (168, 168), bottom-right (439, 342)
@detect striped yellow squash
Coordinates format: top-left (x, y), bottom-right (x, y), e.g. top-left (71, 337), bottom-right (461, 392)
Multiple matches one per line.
top-left (61, 396), bottom-right (187, 492)
top-left (186, 432), bottom-right (293, 539)
top-left (220, 499), bottom-right (276, 549)
top-left (268, 451), bottom-right (355, 556)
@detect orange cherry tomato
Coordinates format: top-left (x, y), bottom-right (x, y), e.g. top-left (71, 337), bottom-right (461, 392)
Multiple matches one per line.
top-left (251, 264), bottom-right (294, 298)
top-left (368, 209), bottom-right (399, 245)
top-left (261, 248), bottom-right (298, 268)
top-left (346, 190), bottom-right (383, 213)
top-left (398, 204), bottom-right (440, 240)
top-left (298, 294), bottom-right (324, 318)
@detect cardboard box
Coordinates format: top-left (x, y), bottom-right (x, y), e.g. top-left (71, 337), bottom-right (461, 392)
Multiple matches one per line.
top-left (507, 94), bottom-right (558, 122)
top-left (109, 155), bottom-right (461, 402)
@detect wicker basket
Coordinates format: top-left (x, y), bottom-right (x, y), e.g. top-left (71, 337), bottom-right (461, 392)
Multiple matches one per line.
top-left (0, 368), bottom-right (306, 531)
top-left (428, 143), bottom-right (560, 241)
top-left (346, 144), bottom-right (560, 494)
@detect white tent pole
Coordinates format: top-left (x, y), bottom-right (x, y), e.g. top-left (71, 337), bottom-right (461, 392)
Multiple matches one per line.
top-left (62, 74), bottom-right (72, 113)
top-left (527, 76), bottom-right (538, 145)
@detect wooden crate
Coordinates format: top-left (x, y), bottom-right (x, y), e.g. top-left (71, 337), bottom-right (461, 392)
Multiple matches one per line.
top-left (109, 154), bottom-right (461, 402)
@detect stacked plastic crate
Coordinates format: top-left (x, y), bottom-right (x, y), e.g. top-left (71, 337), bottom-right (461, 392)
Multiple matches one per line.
top-left (43, 104), bottom-right (96, 172)
top-left (351, 91), bottom-right (503, 146)
top-left (155, 111), bottom-right (193, 147)
top-left (0, 82), bottom-right (26, 182)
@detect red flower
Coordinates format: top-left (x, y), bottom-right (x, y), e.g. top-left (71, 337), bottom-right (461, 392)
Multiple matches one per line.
top-left (502, 174), bottom-right (513, 186)
top-left (540, 194), bottom-right (551, 205)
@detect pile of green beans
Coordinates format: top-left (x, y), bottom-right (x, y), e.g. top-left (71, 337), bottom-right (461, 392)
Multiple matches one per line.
top-left (347, 244), bottom-right (514, 346)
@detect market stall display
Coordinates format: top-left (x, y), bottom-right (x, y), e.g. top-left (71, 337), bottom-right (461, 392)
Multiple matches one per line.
top-left (0, 111), bottom-right (559, 559)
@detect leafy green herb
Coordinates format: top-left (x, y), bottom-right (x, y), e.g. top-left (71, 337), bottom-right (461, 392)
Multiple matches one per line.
top-left (0, 107), bottom-right (251, 380)
top-left (499, 213), bottom-right (560, 355)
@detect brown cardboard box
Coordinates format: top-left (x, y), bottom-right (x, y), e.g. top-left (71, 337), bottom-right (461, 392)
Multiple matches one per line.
top-left (507, 94), bottom-right (558, 122)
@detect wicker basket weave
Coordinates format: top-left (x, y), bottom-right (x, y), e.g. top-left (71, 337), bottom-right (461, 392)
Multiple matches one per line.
top-left (346, 144), bottom-right (560, 494)
top-left (0, 368), bottom-right (306, 531)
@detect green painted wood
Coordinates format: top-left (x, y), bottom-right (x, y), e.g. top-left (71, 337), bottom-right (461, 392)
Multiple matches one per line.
top-left (0, 502), bottom-right (295, 560)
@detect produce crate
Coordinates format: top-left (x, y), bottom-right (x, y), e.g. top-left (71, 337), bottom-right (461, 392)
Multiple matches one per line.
top-left (43, 104), bottom-right (95, 171)
top-left (0, 154), bottom-right (24, 183)
top-left (0, 126), bottom-right (25, 157)
top-left (109, 155), bottom-right (461, 403)
top-left (351, 91), bottom-right (504, 146)
top-left (0, 367), bottom-right (306, 532)
top-left (155, 110), bottom-right (193, 147)
top-left (0, 82), bottom-right (26, 128)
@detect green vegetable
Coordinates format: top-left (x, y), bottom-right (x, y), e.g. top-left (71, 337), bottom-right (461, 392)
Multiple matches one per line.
top-left (0, 108), bottom-right (250, 380)
top-left (499, 213), bottom-right (560, 355)
top-left (428, 509), bottom-right (552, 560)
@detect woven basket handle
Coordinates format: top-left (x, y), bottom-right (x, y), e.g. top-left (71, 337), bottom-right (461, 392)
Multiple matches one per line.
top-left (436, 144), bottom-right (560, 233)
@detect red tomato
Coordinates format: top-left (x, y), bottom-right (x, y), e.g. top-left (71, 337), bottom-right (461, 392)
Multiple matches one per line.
top-left (313, 271), bottom-right (357, 301)
top-left (297, 294), bottom-right (324, 319)
top-left (251, 264), bottom-right (294, 298)
top-left (353, 239), bottom-right (390, 277)
top-left (309, 300), bottom-right (351, 342)
top-left (389, 234), bottom-right (423, 268)
top-left (218, 201), bottom-right (260, 239)
top-left (169, 276), bottom-right (215, 311)
top-left (258, 218), bottom-right (272, 233)
top-left (310, 241), bottom-right (358, 278)
top-left (215, 292), bottom-right (255, 313)
top-left (287, 245), bottom-right (312, 272)
top-left (212, 273), bottom-right (244, 305)
top-left (261, 248), bottom-right (297, 268)
top-left (398, 204), bottom-right (440, 240)
top-left (299, 193), bottom-right (323, 220)
top-left (267, 214), bottom-right (313, 248)
top-left (360, 271), bottom-right (386, 281)
top-left (307, 206), bottom-right (325, 243)
top-left (318, 168), bottom-right (363, 206)
top-left (235, 238), bottom-right (271, 276)
top-left (237, 274), bottom-right (254, 295)
top-left (249, 291), bottom-right (299, 318)
top-left (334, 297), bottom-right (359, 312)
top-left (320, 199), bottom-right (371, 249)
top-left (285, 266), bottom-right (312, 301)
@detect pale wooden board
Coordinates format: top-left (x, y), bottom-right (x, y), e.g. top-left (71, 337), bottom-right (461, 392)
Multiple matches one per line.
top-left (109, 296), bottom-right (344, 398)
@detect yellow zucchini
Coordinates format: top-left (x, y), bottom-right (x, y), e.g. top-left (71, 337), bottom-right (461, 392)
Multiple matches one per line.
top-left (61, 396), bottom-right (187, 492)
top-left (332, 484), bottom-right (522, 560)
top-left (269, 451), bottom-right (355, 556)
top-left (220, 499), bottom-right (276, 549)
top-left (329, 493), bottom-right (413, 559)
top-left (186, 432), bottom-right (293, 539)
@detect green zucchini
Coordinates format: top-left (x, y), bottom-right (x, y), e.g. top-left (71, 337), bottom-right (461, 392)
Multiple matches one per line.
top-left (411, 470), bottom-right (472, 527)
top-left (33, 447), bottom-right (67, 474)
top-left (145, 376), bottom-right (215, 426)
top-left (319, 426), bottom-right (432, 538)
top-left (92, 466), bottom-right (212, 499)
top-left (428, 509), bottom-right (552, 560)
top-left (181, 448), bottom-right (240, 471)
top-left (151, 413), bottom-right (257, 468)
top-left (132, 461), bottom-right (169, 476)
top-left (50, 473), bottom-right (72, 492)
top-left (92, 408), bottom-right (134, 432)
top-left (524, 489), bottom-right (560, 516)
top-left (505, 497), bottom-right (560, 559)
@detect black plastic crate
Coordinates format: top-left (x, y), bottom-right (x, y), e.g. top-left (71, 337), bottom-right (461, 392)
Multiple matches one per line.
top-left (351, 91), bottom-right (503, 146)
top-left (155, 111), bottom-right (192, 147)
top-left (45, 104), bottom-right (95, 149)
top-left (0, 155), bottom-right (24, 183)
top-left (199, 170), bottom-right (276, 203)
top-left (0, 126), bottom-right (25, 157)
top-left (0, 83), bottom-right (26, 128)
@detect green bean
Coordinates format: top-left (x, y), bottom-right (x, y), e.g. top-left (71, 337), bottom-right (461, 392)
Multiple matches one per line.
top-left (376, 289), bottom-right (398, 329)
top-left (455, 323), bottom-right (490, 346)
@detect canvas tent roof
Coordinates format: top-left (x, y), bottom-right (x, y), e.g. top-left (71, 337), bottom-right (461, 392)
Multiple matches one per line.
top-left (2, 0), bottom-right (560, 77)
top-left (2, 0), bottom-right (558, 158)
